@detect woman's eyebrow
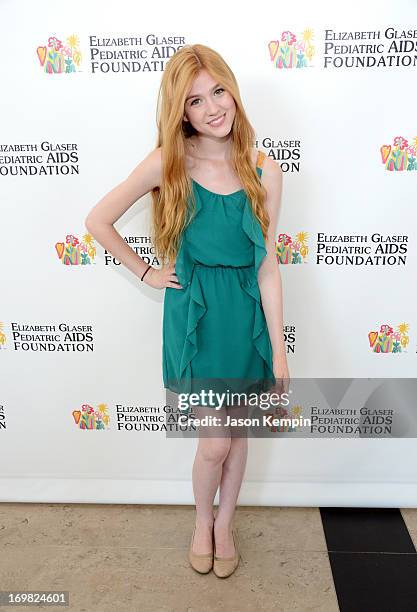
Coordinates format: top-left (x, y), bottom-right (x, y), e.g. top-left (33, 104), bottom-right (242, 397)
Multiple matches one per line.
top-left (185, 83), bottom-right (221, 102)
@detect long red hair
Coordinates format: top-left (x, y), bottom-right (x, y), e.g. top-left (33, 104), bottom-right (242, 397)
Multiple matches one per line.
top-left (150, 43), bottom-right (271, 266)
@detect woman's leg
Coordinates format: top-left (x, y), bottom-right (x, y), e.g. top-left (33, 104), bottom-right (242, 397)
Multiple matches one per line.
top-left (191, 405), bottom-right (231, 554)
top-left (214, 401), bottom-right (249, 557)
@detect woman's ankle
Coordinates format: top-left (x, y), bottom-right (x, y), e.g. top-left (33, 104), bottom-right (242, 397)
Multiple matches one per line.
top-left (195, 514), bottom-right (215, 529)
top-left (213, 516), bottom-right (233, 532)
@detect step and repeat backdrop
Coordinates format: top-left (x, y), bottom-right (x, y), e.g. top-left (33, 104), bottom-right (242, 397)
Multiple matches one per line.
top-left (1, 1), bottom-right (417, 506)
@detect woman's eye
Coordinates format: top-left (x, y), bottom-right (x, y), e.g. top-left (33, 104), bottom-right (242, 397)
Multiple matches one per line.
top-left (190, 88), bottom-right (224, 106)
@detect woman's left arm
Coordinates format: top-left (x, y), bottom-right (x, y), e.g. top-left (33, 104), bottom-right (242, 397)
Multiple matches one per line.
top-left (257, 157), bottom-right (290, 383)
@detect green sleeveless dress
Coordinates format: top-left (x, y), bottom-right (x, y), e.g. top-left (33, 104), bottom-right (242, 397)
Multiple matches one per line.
top-left (162, 151), bottom-right (276, 410)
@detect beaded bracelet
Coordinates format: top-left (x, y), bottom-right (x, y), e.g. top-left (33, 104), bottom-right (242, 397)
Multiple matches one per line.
top-left (140, 264), bottom-right (152, 281)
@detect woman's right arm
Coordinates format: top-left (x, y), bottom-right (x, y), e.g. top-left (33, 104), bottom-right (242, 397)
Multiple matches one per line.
top-left (84, 147), bottom-right (182, 290)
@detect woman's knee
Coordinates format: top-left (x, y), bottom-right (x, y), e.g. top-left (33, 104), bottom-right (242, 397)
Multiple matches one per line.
top-left (198, 437), bottom-right (231, 464)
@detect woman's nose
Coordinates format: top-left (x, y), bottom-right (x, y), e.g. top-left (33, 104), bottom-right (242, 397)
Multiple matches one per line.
top-left (206, 99), bottom-right (221, 115)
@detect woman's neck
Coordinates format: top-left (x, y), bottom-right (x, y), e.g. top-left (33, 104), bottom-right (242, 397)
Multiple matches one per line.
top-left (187, 134), bottom-right (233, 161)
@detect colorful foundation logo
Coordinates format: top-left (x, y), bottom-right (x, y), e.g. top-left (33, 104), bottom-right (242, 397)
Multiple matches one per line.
top-left (368, 323), bottom-right (409, 353)
top-left (380, 136), bottom-right (417, 171)
top-left (265, 405), bottom-right (302, 433)
top-left (0, 322), bottom-right (6, 350)
top-left (55, 233), bottom-right (96, 265)
top-left (276, 232), bottom-right (308, 264)
top-left (268, 29), bottom-right (315, 69)
top-left (36, 35), bottom-right (82, 73)
top-left (72, 403), bottom-right (109, 430)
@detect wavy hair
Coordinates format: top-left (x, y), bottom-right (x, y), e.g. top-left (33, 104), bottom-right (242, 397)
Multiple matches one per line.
top-left (150, 43), bottom-right (271, 266)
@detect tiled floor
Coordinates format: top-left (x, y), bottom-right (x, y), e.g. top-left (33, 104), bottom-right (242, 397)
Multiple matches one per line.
top-left (0, 504), bottom-right (416, 611)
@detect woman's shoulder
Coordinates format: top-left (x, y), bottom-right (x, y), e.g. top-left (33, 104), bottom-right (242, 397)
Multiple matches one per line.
top-left (145, 146), bottom-right (163, 188)
top-left (151, 145), bottom-right (163, 169)
top-left (122, 146), bottom-right (163, 195)
top-left (155, 145), bottom-right (273, 177)
top-left (251, 147), bottom-right (267, 169)
top-left (251, 147), bottom-right (259, 167)
top-left (253, 147), bottom-right (282, 178)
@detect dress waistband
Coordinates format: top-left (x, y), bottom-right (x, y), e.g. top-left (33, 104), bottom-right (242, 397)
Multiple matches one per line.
top-left (193, 262), bottom-right (253, 269)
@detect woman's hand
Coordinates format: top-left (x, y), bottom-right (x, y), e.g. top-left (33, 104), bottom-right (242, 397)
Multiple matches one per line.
top-left (272, 352), bottom-right (290, 396)
top-left (142, 264), bottom-right (183, 290)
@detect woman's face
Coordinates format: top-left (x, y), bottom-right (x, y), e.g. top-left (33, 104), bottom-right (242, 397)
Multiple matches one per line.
top-left (183, 69), bottom-right (236, 138)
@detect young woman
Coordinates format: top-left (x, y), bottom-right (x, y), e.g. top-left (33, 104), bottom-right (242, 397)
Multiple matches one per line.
top-left (85, 44), bottom-right (289, 578)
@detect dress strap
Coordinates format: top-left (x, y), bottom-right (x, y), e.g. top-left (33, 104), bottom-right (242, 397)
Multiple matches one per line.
top-left (256, 150), bottom-right (266, 170)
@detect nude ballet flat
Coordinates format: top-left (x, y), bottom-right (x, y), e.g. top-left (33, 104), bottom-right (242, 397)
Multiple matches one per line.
top-left (188, 526), bottom-right (213, 574)
top-left (213, 527), bottom-right (240, 578)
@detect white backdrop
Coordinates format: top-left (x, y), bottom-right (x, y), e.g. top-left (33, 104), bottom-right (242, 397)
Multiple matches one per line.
top-left (1, 0), bottom-right (417, 506)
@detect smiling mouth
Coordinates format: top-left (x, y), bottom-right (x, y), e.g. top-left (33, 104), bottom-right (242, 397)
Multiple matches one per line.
top-left (207, 113), bottom-right (226, 125)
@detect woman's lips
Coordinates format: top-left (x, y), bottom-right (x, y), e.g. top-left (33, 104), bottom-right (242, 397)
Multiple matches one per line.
top-left (207, 113), bottom-right (226, 127)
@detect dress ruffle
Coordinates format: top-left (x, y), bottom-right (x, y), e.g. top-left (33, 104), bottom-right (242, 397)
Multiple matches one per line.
top-left (240, 195), bottom-right (276, 385)
top-left (172, 185), bottom-right (275, 394)
top-left (173, 186), bottom-right (202, 290)
top-left (174, 188), bottom-right (205, 392)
